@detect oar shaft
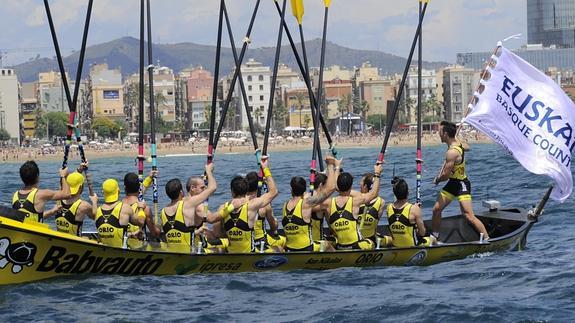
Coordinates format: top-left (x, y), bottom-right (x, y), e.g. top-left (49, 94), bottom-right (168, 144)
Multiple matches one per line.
top-left (207, 0), bottom-right (225, 164)
top-left (213, 0), bottom-right (261, 150)
top-left (138, 0), bottom-right (146, 201)
top-left (378, 2), bottom-right (428, 163)
top-left (299, 24), bottom-right (323, 173)
top-left (222, 2), bottom-right (259, 151)
top-left (416, 1), bottom-right (423, 204)
top-left (262, 0), bottom-right (287, 155)
top-left (146, 0), bottom-right (158, 223)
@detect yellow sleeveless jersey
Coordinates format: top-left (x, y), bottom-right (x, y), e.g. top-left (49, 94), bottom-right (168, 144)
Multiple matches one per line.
top-left (222, 202), bottom-right (254, 253)
top-left (328, 197), bottom-right (360, 247)
top-left (449, 144), bottom-right (467, 180)
top-left (56, 199), bottom-right (83, 236)
top-left (161, 201), bottom-right (193, 253)
top-left (95, 202), bottom-right (127, 248)
top-left (386, 203), bottom-right (418, 247)
top-left (358, 197), bottom-right (383, 240)
top-left (12, 188), bottom-right (43, 223)
top-left (282, 199), bottom-right (313, 251)
top-left (253, 211), bottom-right (266, 241)
top-left (311, 211), bottom-right (324, 241)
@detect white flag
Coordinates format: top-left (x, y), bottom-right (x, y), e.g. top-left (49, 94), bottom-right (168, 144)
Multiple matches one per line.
top-left (463, 46), bottom-right (575, 202)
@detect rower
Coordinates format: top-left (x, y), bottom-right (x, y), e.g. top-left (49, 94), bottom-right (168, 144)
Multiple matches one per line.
top-left (46, 162), bottom-right (95, 236)
top-left (93, 179), bottom-right (145, 248)
top-left (246, 171), bottom-right (285, 252)
top-left (387, 177), bottom-right (436, 247)
top-left (282, 156), bottom-right (339, 252)
top-left (176, 162), bottom-right (218, 252)
top-left (310, 172), bottom-right (328, 241)
top-left (185, 174), bottom-right (226, 252)
top-left (432, 120), bottom-right (489, 241)
top-left (319, 162), bottom-right (383, 250)
top-left (207, 156), bottom-right (278, 253)
top-left (122, 172), bottom-right (160, 248)
top-left (358, 172), bottom-right (392, 247)
top-left (160, 179), bottom-right (191, 252)
top-left (12, 160), bottom-right (71, 224)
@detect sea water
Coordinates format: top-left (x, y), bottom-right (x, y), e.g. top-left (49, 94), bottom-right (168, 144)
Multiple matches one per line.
top-left (0, 144), bottom-right (574, 322)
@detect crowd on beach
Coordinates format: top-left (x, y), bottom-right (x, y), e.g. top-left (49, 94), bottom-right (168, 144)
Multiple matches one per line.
top-left (1, 130), bottom-right (490, 163)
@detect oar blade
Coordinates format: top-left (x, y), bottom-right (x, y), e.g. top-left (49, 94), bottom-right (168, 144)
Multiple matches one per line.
top-left (290, 0), bottom-right (304, 24)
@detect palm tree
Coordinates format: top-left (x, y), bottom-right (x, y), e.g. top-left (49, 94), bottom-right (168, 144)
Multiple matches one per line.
top-left (295, 92), bottom-right (305, 128)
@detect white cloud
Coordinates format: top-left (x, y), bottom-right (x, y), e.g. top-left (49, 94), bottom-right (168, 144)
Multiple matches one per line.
top-left (24, 6), bottom-right (45, 27)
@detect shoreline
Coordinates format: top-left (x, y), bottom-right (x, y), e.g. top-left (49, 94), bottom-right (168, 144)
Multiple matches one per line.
top-left (1, 134), bottom-right (494, 164)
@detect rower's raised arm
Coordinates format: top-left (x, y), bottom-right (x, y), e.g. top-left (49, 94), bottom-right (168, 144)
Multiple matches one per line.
top-left (190, 163), bottom-right (217, 206)
top-left (306, 157), bottom-right (339, 206)
top-left (357, 162), bottom-right (382, 206)
top-left (250, 157), bottom-right (278, 211)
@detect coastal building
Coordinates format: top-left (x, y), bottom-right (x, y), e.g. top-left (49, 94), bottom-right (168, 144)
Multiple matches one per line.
top-left (233, 58), bottom-right (271, 129)
top-left (285, 85), bottom-right (312, 128)
top-left (20, 82), bottom-right (39, 139)
top-left (0, 68), bottom-right (21, 144)
top-left (359, 79), bottom-right (396, 116)
top-left (90, 64), bottom-right (124, 119)
top-left (152, 66), bottom-right (176, 123)
top-left (403, 66), bottom-right (437, 123)
top-left (441, 66), bottom-right (478, 123)
top-left (185, 67), bottom-right (213, 128)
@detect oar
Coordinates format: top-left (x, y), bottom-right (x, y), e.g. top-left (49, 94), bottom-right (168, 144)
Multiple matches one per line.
top-left (262, 0), bottom-right (287, 156)
top-left (290, 0), bottom-right (323, 176)
top-left (43, 0), bottom-right (93, 170)
top-left (377, 1), bottom-right (428, 164)
top-left (222, 1), bottom-right (261, 168)
top-left (415, 1), bottom-right (423, 204)
top-left (213, 0), bottom-right (261, 151)
top-left (309, 0), bottom-right (331, 192)
top-left (138, 0), bottom-right (146, 201)
top-left (273, 0), bottom-right (336, 158)
top-left (207, 0), bottom-right (225, 165)
top-left (146, 0), bottom-right (159, 224)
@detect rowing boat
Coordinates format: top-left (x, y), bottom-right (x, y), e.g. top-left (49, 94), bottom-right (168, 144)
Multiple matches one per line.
top-left (0, 199), bottom-right (542, 285)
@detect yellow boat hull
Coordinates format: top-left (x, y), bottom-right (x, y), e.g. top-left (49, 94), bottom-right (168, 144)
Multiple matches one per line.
top-left (0, 207), bottom-right (534, 285)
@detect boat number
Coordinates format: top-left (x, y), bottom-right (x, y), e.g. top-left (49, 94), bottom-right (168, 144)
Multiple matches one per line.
top-left (355, 253), bottom-right (383, 264)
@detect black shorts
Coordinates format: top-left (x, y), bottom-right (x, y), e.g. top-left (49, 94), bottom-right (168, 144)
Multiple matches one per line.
top-left (441, 178), bottom-right (472, 201)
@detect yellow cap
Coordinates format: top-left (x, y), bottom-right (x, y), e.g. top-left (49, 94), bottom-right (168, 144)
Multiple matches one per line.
top-left (67, 172), bottom-right (85, 195)
top-left (102, 179), bottom-right (120, 203)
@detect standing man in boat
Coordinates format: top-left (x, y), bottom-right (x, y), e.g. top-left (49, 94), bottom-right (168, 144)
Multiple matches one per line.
top-left (12, 160), bottom-right (71, 224)
top-left (245, 171), bottom-right (285, 252)
top-left (387, 177), bottom-right (436, 247)
top-left (93, 178), bottom-right (146, 248)
top-left (432, 120), bottom-right (489, 241)
top-left (46, 162), bottom-right (95, 236)
top-left (282, 156), bottom-right (339, 252)
top-left (206, 157), bottom-right (278, 253)
top-left (318, 162), bottom-right (384, 250)
top-left (358, 173), bottom-right (392, 247)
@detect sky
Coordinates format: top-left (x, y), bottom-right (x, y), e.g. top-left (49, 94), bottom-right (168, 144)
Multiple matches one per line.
top-left (0, 0), bottom-right (527, 66)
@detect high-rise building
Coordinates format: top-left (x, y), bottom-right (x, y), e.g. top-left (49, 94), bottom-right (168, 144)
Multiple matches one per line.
top-left (236, 59), bottom-right (271, 129)
top-left (527, 0), bottom-right (575, 48)
top-left (0, 69), bottom-right (21, 144)
top-left (442, 66), bottom-right (479, 123)
top-left (20, 82), bottom-right (39, 139)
